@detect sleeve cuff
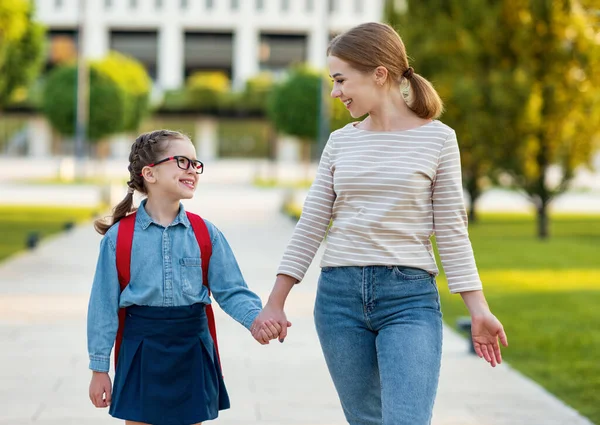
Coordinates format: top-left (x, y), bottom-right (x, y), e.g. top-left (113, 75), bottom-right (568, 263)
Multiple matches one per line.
top-left (89, 355), bottom-right (111, 372)
top-left (241, 309), bottom-right (261, 331)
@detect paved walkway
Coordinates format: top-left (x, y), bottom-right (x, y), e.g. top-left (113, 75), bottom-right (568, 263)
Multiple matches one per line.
top-left (0, 183), bottom-right (595, 425)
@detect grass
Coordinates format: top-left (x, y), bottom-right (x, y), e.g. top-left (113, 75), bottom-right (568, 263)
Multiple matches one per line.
top-left (0, 205), bottom-right (100, 262)
top-left (433, 214), bottom-right (600, 424)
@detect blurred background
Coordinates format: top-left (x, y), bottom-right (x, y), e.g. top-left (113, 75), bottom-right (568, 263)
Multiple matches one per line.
top-left (0, 0), bottom-right (599, 424)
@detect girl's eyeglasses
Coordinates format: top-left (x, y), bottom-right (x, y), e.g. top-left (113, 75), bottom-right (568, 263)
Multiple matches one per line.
top-left (144, 156), bottom-right (204, 175)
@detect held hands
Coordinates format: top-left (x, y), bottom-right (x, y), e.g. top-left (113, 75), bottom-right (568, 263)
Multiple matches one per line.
top-left (89, 371), bottom-right (112, 408)
top-left (250, 303), bottom-right (292, 345)
top-left (471, 311), bottom-right (509, 367)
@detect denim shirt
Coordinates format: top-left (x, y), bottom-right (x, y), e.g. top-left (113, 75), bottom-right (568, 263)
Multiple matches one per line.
top-left (87, 200), bottom-right (263, 372)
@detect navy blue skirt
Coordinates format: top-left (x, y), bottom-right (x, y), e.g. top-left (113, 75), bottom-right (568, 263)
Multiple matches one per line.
top-left (109, 304), bottom-right (230, 425)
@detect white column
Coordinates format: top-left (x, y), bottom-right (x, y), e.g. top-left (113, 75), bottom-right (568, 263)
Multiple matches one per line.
top-left (28, 117), bottom-right (52, 158)
top-left (232, 2), bottom-right (259, 90)
top-left (195, 118), bottom-right (218, 162)
top-left (82, 0), bottom-right (107, 59)
top-left (307, 0), bottom-right (328, 69)
top-left (158, 6), bottom-right (184, 91)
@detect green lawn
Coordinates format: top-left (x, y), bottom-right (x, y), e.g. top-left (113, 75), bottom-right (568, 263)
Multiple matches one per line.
top-left (0, 205), bottom-right (100, 262)
top-left (434, 214), bottom-right (600, 424)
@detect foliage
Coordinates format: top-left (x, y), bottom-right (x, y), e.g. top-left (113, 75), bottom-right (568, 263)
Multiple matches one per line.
top-left (93, 52), bottom-right (152, 131)
top-left (41, 52), bottom-right (152, 141)
top-left (186, 71), bottom-right (230, 111)
top-left (42, 64), bottom-right (125, 141)
top-left (268, 66), bottom-right (322, 142)
top-left (0, 0), bottom-right (45, 108)
top-left (388, 0), bottom-right (600, 236)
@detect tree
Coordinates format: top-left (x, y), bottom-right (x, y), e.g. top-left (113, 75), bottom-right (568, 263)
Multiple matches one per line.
top-left (499, 0), bottom-right (600, 238)
top-left (268, 66), bottom-right (322, 169)
top-left (42, 64), bottom-right (126, 141)
top-left (388, 0), bottom-right (529, 223)
top-left (268, 66), bottom-right (355, 161)
top-left (41, 52), bottom-right (152, 142)
top-left (0, 0), bottom-right (45, 108)
top-left (388, 0), bottom-right (600, 237)
top-left (93, 52), bottom-right (152, 132)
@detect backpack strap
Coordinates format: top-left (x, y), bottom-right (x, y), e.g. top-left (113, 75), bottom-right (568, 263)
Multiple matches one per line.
top-left (186, 212), bottom-right (221, 367)
top-left (114, 212), bottom-right (137, 368)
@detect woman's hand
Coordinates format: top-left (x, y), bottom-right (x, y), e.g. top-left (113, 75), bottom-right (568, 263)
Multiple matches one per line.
top-left (89, 371), bottom-right (112, 408)
top-left (251, 303), bottom-right (292, 344)
top-left (471, 311), bottom-right (508, 367)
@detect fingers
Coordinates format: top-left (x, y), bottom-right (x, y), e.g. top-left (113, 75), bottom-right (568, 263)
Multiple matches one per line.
top-left (498, 327), bottom-right (508, 347)
top-left (279, 320), bottom-right (289, 342)
top-left (105, 383), bottom-right (112, 406)
top-left (262, 319), bottom-right (281, 340)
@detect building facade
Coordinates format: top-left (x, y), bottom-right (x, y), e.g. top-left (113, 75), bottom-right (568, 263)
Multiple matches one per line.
top-left (35, 0), bottom-right (384, 90)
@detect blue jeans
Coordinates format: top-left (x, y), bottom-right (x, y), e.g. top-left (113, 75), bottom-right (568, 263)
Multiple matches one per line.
top-left (314, 266), bottom-right (443, 425)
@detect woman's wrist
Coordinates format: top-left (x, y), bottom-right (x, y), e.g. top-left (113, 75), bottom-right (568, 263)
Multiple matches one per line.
top-left (267, 274), bottom-right (297, 309)
top-left (460, 290), bottom-right (490, 317)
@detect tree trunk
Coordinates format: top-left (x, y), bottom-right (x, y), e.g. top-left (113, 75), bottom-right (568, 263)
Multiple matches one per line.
top-left (537, 201), bottom-right (549, 239)
top-left (465, 176), bottom-right (480, 224)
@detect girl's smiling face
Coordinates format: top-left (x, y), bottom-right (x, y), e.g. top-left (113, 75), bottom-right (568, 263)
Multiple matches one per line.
top-left (142, 137), bottom-right (200, 201)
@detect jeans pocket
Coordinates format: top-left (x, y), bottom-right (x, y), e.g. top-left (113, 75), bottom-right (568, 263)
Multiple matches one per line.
top-left (392, 266), bottom-right (431, 281)
top-left (180, 257), bottom-right (203, 296)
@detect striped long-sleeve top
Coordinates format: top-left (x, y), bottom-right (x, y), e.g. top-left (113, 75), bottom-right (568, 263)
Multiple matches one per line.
top-left (277, 120), bottom-right (482, 294)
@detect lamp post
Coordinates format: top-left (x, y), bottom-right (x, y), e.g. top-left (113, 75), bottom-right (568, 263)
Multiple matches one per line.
top-left (316, 0), bottom-right (330, 158)
top-left (74, 0), bottom-right (89, 179)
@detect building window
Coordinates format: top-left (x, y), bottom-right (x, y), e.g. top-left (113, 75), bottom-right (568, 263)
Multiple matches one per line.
top-left (181, 0), bottom-right (188, 8)
top-left (155, 0), bottom-right (163, 9)
top-left (206, 0), bottom-right (214, 9)
top-left (54, 0), bottom-right (63, 8)
top-left (355, 0), bottom-right (363, 14)
top-left (231, 0), bottom-right (239, 10)
top-left (281, 0), bottom-right (290, 12)
top-left (105, 0), bottom-right (112, 9)
top-left (130, 0), bottom-right (138, 9)
top-left (306, 0), bottom-right (313, 12)
top-left (256, 0), bottom-right (264, 11)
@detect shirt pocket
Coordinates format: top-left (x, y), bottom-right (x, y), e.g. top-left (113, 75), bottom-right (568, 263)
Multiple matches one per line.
top-left (180, 257), bottom-right (204, 296)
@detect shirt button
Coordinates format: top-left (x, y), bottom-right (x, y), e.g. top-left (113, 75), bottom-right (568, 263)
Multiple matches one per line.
top-left (165, 255), bottom-right (170, 260)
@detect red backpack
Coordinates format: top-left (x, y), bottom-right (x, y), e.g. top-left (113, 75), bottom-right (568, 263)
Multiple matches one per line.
top-left (113, 211), bottom-right (220, 369)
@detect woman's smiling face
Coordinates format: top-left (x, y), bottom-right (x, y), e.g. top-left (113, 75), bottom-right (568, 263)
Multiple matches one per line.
top-left (328, 55), bottom-right (381, 118)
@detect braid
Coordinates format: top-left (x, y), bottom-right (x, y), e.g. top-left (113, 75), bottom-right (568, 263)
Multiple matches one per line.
top-left (94, 129), bottom-right (189, 234)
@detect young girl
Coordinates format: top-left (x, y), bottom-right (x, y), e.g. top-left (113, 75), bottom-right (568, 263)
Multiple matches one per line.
top-left (253, 22), bottom-right (508, 425)
top-left (87, 129), bottom-right (281, 425)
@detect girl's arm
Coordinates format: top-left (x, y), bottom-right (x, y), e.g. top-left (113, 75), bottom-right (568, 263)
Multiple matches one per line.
top-left (206, 225), bottom-right (263, 331)
top-left (87, 234), bottom-right (120, 373)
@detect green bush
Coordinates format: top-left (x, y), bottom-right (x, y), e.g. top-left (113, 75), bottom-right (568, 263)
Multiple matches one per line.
top-left (186, 71), bottom-right (230, 111)
top-left (42, 64), bottom-right (126, 141)
top-left (41, 52), bottom-right (152, 141)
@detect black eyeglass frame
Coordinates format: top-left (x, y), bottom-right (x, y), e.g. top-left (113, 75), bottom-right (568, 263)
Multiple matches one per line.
top-left (142, 156), bottom-right (204, 175)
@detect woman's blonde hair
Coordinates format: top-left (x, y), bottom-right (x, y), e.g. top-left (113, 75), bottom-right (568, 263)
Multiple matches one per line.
top-left (328, 22), bottom-right (444, 119)
top-left (94, 129), bottom-right (189, 235)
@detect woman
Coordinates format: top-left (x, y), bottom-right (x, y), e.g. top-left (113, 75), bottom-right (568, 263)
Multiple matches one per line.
top-left (253, 22), bottom-right (508, 425)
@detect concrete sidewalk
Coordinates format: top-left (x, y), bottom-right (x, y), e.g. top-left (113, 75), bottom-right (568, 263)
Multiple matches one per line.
top-left (0, 183), bottom-right (594, 425)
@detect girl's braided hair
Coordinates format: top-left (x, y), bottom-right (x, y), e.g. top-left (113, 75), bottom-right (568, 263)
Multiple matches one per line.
top-left (94, 129), bottom-right (189, 235)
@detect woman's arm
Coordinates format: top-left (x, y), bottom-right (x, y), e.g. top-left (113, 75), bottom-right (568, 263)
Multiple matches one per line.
top-left (460, 290), bottom-right (508, 367)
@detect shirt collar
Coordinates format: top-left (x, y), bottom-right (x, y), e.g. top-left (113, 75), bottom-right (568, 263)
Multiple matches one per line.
top-left (136, 199), bottom-right (190, 230)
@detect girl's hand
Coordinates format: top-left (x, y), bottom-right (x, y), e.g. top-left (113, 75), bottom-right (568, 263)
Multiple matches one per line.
top-left (471, 312), bottom-right (509, 367)
top-left (251, 304), bottom-right (292, 344)
top-left (89, 371), bottom-right (112, 408)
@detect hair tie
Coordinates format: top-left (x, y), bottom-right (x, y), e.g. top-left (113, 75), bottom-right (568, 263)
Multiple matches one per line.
top-left (403, 67), bottom-right (414, 79)
top-left (127, 187), bottom-right (135, 195)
